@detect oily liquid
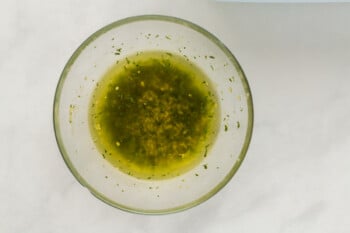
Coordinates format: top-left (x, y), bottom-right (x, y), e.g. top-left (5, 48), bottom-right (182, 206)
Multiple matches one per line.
top-left (89, 51), bottom-right (219, 180)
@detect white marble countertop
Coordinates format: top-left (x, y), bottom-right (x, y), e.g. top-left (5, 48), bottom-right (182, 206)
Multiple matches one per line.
top-left (1, 1), bottom-right (350, 232)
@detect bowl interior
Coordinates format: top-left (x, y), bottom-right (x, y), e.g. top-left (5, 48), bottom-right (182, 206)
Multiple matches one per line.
top-left (54, 15), bottom-right (253, 214)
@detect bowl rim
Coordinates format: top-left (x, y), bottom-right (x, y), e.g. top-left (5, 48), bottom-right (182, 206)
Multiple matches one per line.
top-left (53, 14), bottom-right (254, 215)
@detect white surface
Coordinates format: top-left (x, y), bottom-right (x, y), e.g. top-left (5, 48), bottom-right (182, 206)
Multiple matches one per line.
top-left (1, 1), bottom-right (350, 232)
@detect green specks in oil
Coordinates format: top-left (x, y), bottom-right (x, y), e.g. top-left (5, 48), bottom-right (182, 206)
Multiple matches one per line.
top-left (89, 51), bottom-right (220, 180)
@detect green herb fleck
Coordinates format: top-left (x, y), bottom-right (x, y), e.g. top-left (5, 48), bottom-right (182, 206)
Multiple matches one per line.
top-left (114, 48), bottom-right (122, 55)
top-left (69, 104), bottom-right (75, 124)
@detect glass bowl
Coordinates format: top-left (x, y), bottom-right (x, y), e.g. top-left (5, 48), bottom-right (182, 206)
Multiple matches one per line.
top-left (53, 15), bottom-right (253, 214)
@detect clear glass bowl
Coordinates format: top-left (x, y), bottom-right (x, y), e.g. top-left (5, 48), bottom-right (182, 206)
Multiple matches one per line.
top-left (53, 15), bottom-right (253, 214)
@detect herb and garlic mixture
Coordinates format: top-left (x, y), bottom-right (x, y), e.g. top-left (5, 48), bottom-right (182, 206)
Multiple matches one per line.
top-left (89, 51), bottom-right (219, 179)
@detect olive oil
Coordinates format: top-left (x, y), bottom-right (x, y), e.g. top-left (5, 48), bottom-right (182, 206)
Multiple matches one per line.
top-left (89, 51), bottom-right (219, 179)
